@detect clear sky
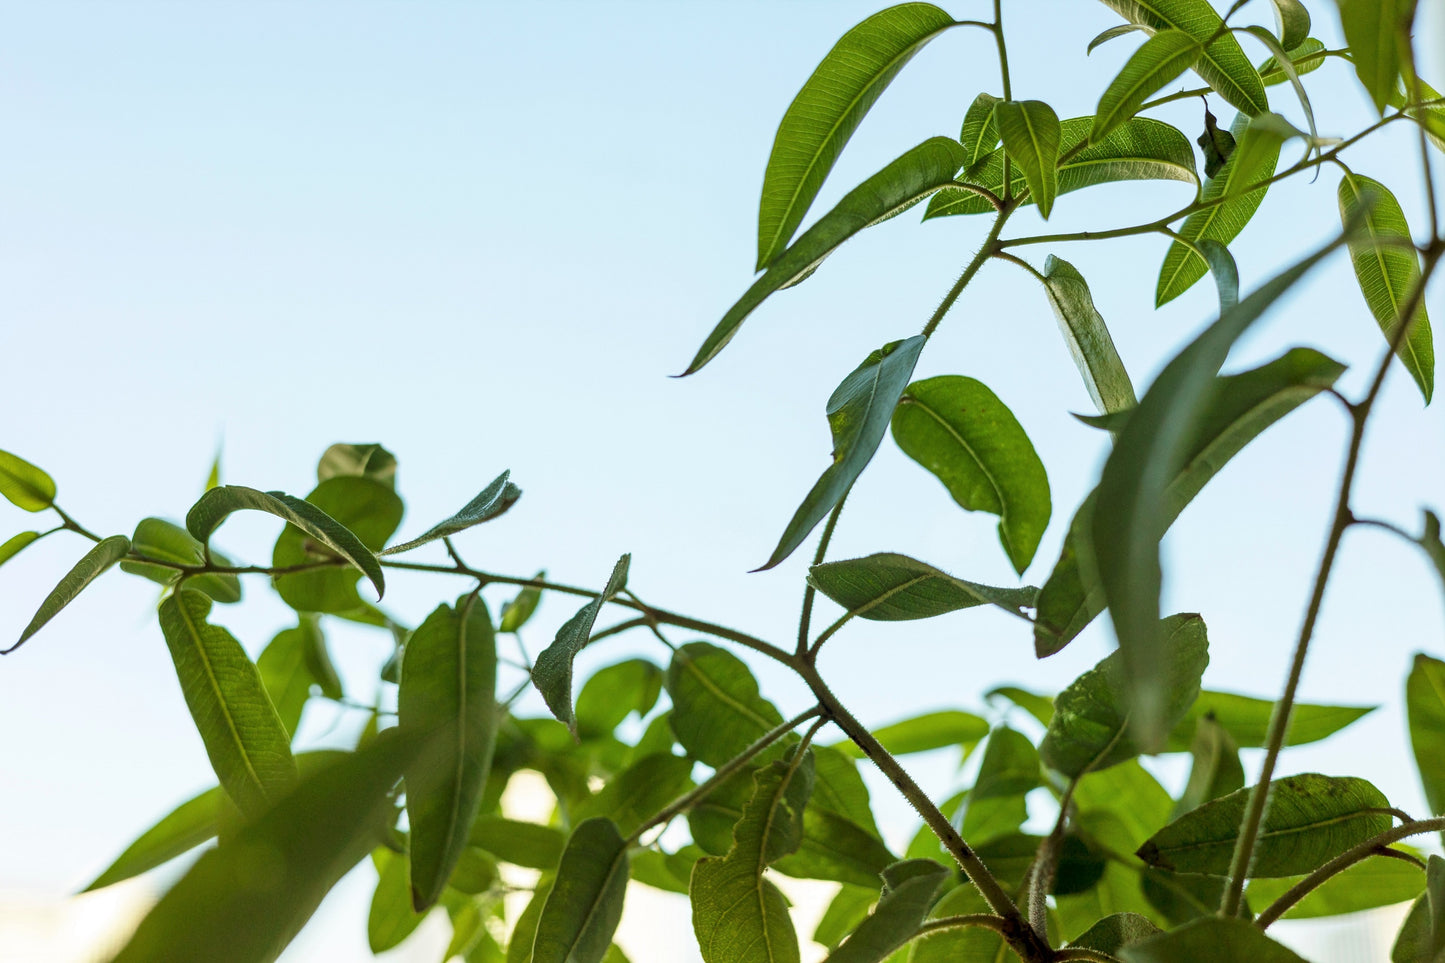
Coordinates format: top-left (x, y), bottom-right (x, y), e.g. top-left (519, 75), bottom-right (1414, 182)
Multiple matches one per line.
top-left (1, 2), bottom-right (1442, 961)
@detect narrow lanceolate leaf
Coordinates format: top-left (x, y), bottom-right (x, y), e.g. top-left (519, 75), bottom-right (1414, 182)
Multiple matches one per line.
top-left (1338, 0), bottom-right (1409, 113)
top-left (533, 818), bottom-right (630, 963)
top-left (1170, 689), bottom-right (1374, 751)
top-left (960, 92), bottom-right (1001, 171)
top-left (85, 786), bottom-right (224, 891)
top-left (1268, 0), bottom-right (1310, 50)
top-left (0, 449), bottom-right (56, 511)
top-left (667, 642), bottom-right (784, 767)
top-left (1092, 240), bottom-right (1344, 741)
top-left (995, 100), bottom-right (1062, 217)
top-left (829, 709), bottom-right (989, 760)
top-left (1157, 114), bottom-right (1281, 305)
top-left (159, 590), bottom-right (296, 816)
top-left (400, 595), bottom-right (499, 910)
top-left (1247, 849), bottom-right (1426, 919)
top-left (1089, 23), bottom-right (1155, 55)
top-left (1093, 30), bottom-right (1201, 142)
top-left (121, 517), bottom-right (242, 604)
top-left (762, 337), bottom-right (925, 570)
top-left (688, 140), bottom-right (966, 375)
top-left (927, 116), bottom-right (1197, 218)
top-left (1193, 237), bottom-right (1239, 312)
top-left (755, 3), bottom-right (957, 269)
top-left (1041, 255), bottom-right (1137, 414)
top-left (186, 485), bottom-right (384, 600)
top-left (691, 756), bottom-right (814, 963)
top-left (7, 534), bottom-right (130, 653)
top-left (1120, 918), bottom-right (1306, 963)
top-left (1408, 653), bottom-right (1445, 816)
top-left (1258, 38), bottom-right (1328, 86)
top-left (531, 554), bottom-right (630, 731)
top-left (808, 552), bottom-right (1037, 620)
top-left (826, 860), bottom-right (949, 963)
top-left (382, 470), bottom-right (521, 555)
top-left (1339, 171), bottom-right (1434, 403)
top-left (1039, 614), bottom-right (1208, 778)
top-left (111, 732), bottom-right (423, 963)
top-left (470, 816), bottom-right (567, 869)
top-left (1138, 774), bottom-right (1393, 876)
top-left (891, 376), bottom-right (1051, 573)
top-left (1095, 0), bottom-right (1268, 116)
top-left (0, 531), bottom-right (40, 569)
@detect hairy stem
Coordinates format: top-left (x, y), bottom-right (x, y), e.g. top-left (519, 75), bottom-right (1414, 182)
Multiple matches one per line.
top-left (798, 493), bottom-right (848, 658)
top-left (921, 206), bottom-right (1013, 339)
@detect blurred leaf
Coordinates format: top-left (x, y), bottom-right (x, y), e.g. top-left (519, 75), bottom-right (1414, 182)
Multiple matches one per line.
top-left (754, 3), bottom-right (956, 269)
top-left (808, 553), bottom-right (1037, 620)
top-left (84, 786), bottom-right (223, 892)
top-left (121, 517), bottom-right (241, 604)
top-left (909, 883), bottom-right (1024, 962)
top-left (1121, 917), bottom-right (1305, 962)
top-left (763, 336), bottom-right (925, 570)
top-left (9, 534), bottom-right (130, 652)
top-left (960, 92), bottom-right (1001, 170)
top-left (400, 595), bottom-right (499, 910)
top-left (1258, 37), bottom-right (1327, 86)
top-left (273, 477), bottom-right (403, 614)
top-left (1267, 0), bottom-right (1310, 49)
top-left (960, 726), bottom-right (1039, 844)
top-left (1088, 23), bottom-right (1154, 55)
top-left (829, 709), bottom-right (989, 760)
top-left (317, 443), bottom-right (397, 489)
top-left (204, 449), bottom-right (222, 492)
top-left (1338, 0), bottom-right (1409, 113)
top-left (1093, 30), bottom-right (1200, 142)
top-left (1408, 653), bottom-right (1445, 816)
top-left (1169, 688), bottom-right (1374, 750)
top-left (814, 884), bottom-right (876, 952)
top-left (667, 642), bottom-right (784, 767)
top-left (826, 859), bottom-right (949, 963)
top-left (383, 471), bottom-right (520, 555)
top-left (1193, 237), bottom-right (1239, 311)
top-left (687, 142), bottom-right (963, 375)
top-left (508, 877), bottom-right (554, 963)
top-left (500, 572), bottom-right (545, 632)
top-left (576, 658), bottom-right (663, 739)
top-left (0, 448), bottom-right (56, 511)
top-left (1339, 171), bottom-right (1434, 402)
top-left (995, 99), bottom-right (1062, 217)
top-left (1393, 855), bottom-right (1445, 963)
top-left (1040, 255), bottom-right (1137, 415)
top-left (576, 753), bottom-right (694, 836)
top-left (532, 819), bottom-right (630, 963)
top-left (470, 816), bottom-right (566, 870)
top-left (0, 531), bottom-right (40, 569)
top-left (532, 555), bottom-right (630, 732)
top-left (987, 686), bottom-right (1055, 726)
top-left (1248, 848), bottom-right (1425, 919)
top-left (630, 848), bottom-right (693, 894)
top-left (1138, 773), bottom-right (1393, 876)
top-left (257, 622), bottom-right (322, 739)
top-left (1173, 714), bottom-right (1243, 815)
top-left (1069, 913), bottom-right (1162, 954)
top-left (368, 847), bottom-right (428, 952)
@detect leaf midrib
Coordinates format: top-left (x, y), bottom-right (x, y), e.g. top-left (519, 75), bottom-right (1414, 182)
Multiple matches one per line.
top-left (897, 395), bottom-right (1014, 558)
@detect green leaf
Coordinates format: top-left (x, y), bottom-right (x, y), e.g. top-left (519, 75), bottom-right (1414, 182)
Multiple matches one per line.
top-left (1138, 773), bottom-right (1393, 876)
top-left (1093, 30), bottom-right (1201, 142)
top-left (891, 376), bottom-right (1051, 573)
top-left (1121, 917), bottom-right (1306, 962)
top-left (691, 755), bottom-right (814, 963)
top-left (186, 485), bottom-right (384, 600)
top-left (1069, 913), bottom-right (1162, 954)
top-left (1040, 255), bottom-right (1138, 415)
top-left (1169, 688), bottom-right (1374, 750)
top-left (317, 442), bottom-right (397, 488)
top-left (121, 517), bottom-right (241, 604)
top-left (368, 847), bottom-right (428, 952)
top-left (1039, 614), bottom-right (1208, 778)
top-left (158, 589), bottom-right (297, 816)
top-left (8, 534), bottom-right (130, 653)
top-left (1408, 653), bottom-right (1445, 816)
top-left (928, 116), bottom-right (1198, 217)
top-left (0, 531), bottom-right (40, 570)
top-left (1338, 0), bottom-right (1410, 113)
top-left (576, 753), bottom-right (694, 836)
top-left (688, 139), bottom-right (965, 375)
top-left (0, 448), bottom-right (56, 511)
top-left (1193, 237), bottom-right (1240, 312)
top-left (959, 726), bottom-right (1039, 844)
top-left (400, 595), bottom-right (499, 910)
top-left (272, 477), bottom-right (403, 614)
top-left (84, 785), bottom-right (224, 892)
top-left (1258, 37), bottom-right (1327, 86)
top-left (1339, 171), bottom-right (1434, 402)
top-left (1393, 855), bottom-right (1445, 963)
top-left (1088, 23), bottom-right (1155, 55)
top-left (531, 554), bottom-right (630, 732)
top-left (575, 658), bottom-right (663, 739)
top-left (204, 450), bottom-right (222, 492)
top-left (1096, 0), bottom-right (1268, 116)
top-left (1157, 113), bottom-right (1282, 305)
top-left (533, 818), bottom-right (630, 963)
top-left (1093, 238), bottom-right (1344, 742)
top-left (666, 642), bottom-right (785, 767)
top-left (814, 885), bottom-right (876, 952)
top-left (500, 572), bottom-right (545, 632)
top-left (111, 733), bottom-right (423, 963)
top-left (775, 808), bottom-right (895, 888)
top-left (762, 337), bottom-right (926, 570)
top-left (470, 816), bottom-right (566, 870)
top-left (1268, 0), bottom-right (1311, 50)
top-left (383, 470), bottom-right (520, 555)
top-left (909, 883), bottom-right (1024, 962)
top-left (1174, 714), bottom-right (1243, 815)
top-left (755, 3), bottom-right (956, 269)
top-left (508, 877), bottom-right (554, 963)
top-left (987, 686), bottom-right (1055, 726)
top-left (258, 623), bottom-right (318, 739)
top-left (1248, 848), bottom-right (1426, 919)
top-left (995, 100), bottom-right (1062, 218)
top-left (960, 92), bottom-right (1001, 171)
top-left (807, 552), bottom-right (1037, 621)
top-left (830, 709), bottom-right (989, 760)
top-left (827, 859), bottom-right (949, 963)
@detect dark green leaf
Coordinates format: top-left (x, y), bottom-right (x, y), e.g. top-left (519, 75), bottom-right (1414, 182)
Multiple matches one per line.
top-left (500, 572), bottom-right (545, 632)
top-left (1392, 855), bottom-right (1445, 962)
top-left (960, 726), bottom-right (1039, 844)
top-left (1137, 773), bottom-right (1393, 876)
top-left (891, 376), bottom-right (1051, 573)
top-left (9, 534), bottom-right (130, 653)
top-left (508, 878), bottom-right (554, 963)
top-left (272, 477), bottom-right (402, 614)
top-left (531, 555), bottom-right (630, 731)
top-left (1169, 688), bottom-right (1374, 750)
top-left (995, 100), bottom-right (1062, 217)
top-left (368, 847), bottom-right (428, 952)
top-left (121, 517), bottom-right (241, 604)
top-left (1248, 848), bottom-right (1426, 919)
top-left (909, 883), bottom-right (1023, 962)
top-left (808, 745), bottom-right (880, 833)
top-left (960, 92), bottom-right (1001, 170)
top-left (1338, 0), bottom-right (1409, 113)
top-left (1258, 37), bottom-right (1327, 86)
top-left (575, 658), bottom-right (663, 739)
top-left (470, 816), bottom-right (566, 870)
top-left (667, 642), bottom-right (784, 767)
top-left (317, 443), bottom-right (397, 489)
top-left (1339, 171), bottom-right (1434, 402)
top-left (0, 531), bottom-right (40, 570)
top-left (533, 818), bottom-right (630, 963)
top-left (762, 337), bottom-right (925, 570)
top-left (1174, 714), bottom-right (1243, 815)
top-left (808, 553), bottom-right (1037, 621)
top-left (0, 448), bottom-right (56, 511)
top-left (186, 485), bottom-right (384, 601)
top-left (576, 753), bottom-right (694, 836)
top-left (1121, 917), bottom-right (1305, 962)
top-left (1070, 913), bottom-right (1161, 954)
top-left (400, 595), bottom-right (499, 910)
top-left (1268, 0), bottom-right (1311, 50)
top-left (382, 471), bottom-right (520, 555)
top-left (1408, 653), bottom-right (1445, 816)
top-left (830, 709), bottom-right (989, 760)
top-left (1094, 30), bottom-right (1201, 142)
top-left (1039, 614), bottom-right (1208, 777)
top-left (755, 3), bottom-right (957, 269)
top-left (629, 847), bottom-right (694, 895)
top-left (827, 859), bottom-right (949, 963)
top-left (1041, 255), bottom-right (1137, 415)
top-left (688, 140), bottom-right (965, 375)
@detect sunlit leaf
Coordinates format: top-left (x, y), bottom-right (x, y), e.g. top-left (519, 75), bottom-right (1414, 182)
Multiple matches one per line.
top-left (0, 531), bottom-right (40, 570)
top-left (499, 572), bottom-right (545, 632)
top-left (531, 554), bottom-right (630, 731)
top-left (273, 477), bottom-right (403, 614)
top-left (1169, 688), bottom-right (1374, 750)
top-left (470, 816), bottom-right (566, 870)
top-left (383, 470), bottom-right (520, 555)
top-left (0, 448), bottom-right (56, 511)
top-left (814, 885), bottom-right (876, 952)
top-left (1258, 37), bottom-right (1327, 86)
top-left (808, 552), bottom-right (1036, 621)
top-left (533, 818), bottom-right (630, 963)
top-left (575, 753), bottom-right (694, 836)
top-left (368, 847), bottom-right (428, 952)
top-left (1338, 0), bottom-right (1410, 113)
top-left (317, 443), bottom-right (398, 489)
top-left (1248, 848), bottom-right (1425, 919)
top-left (960, 92), bottom-right (1001, 171)
top-left (1088, 23), bottom-right (1155, 55)
top-left (1408, 653), bottom-right (1445, 816)
top-left (830, 709), bottom-right (989, 761)
top-left (1093, 30), bottom-right (1201, 142)
top-left (1267, 0), bottom-right (1311, 49)
top-left (7, 534), bottom-right (130, 653)
top-left (575, 658), bottom-right (663, 739)
top-left (1040, 255), bottom-right (1137, 415)
top-left (995, 99), bottom-right (1062, 217)
top-left (826, 859), bottom-right (949, 963)
top-left (121, 517), bottom-right (241, 604)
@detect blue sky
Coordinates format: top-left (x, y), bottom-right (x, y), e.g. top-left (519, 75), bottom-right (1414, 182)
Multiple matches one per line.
top-left (1, 2), bottom-right (1442, 960)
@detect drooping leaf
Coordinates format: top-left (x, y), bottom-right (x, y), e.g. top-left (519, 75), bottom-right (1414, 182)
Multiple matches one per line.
top-left (1088, 23), bottom-right (1155, 55)
top-left (1093, 30), bottom-right (1201, 142)
top-left (508, 877), bottom-right (554, 963)
top-left (368, 847), bottom-right (428, 953)
top-left (575, 658), bottom-right (663, 739)
top-left (1173, 714), bottom-right (1244, 815)
top-left (8, 534), bottom-right (130, 652)
top-left (688, 141), bottom-right (965, 375)
top-left (1392, 855), bottom-right (1445, 963)
top-left (1039, 614), bottom-right (1208, 778)
top-left (755, 3), bottom-right (957, 269)
top-left (499, 572), bottom-right (545, 632)
top-left (532, 818), bottom-right (630, 963)
top-left (959, 726), bottom-right (1039, 844)
top-left (995, 99), bottom-right (1062, 217)
top-left (258, 622), bottom-right (322, 739)
top-left (110, 731), bottom-right (423, 963)
top-left (1040, 255), bottom-right (1137, 415)
top-left (0, 448), bottom-right (56, 511)
top-left (667, 642), bottom-right (784, 767)
top-left (1408, 653), bottom-right (1445, 816)
top-left (382, 471), bottom-right (520, 555)
top-left (272, 477), bottom-right (403, 615)
top-left (1121, 917), bottom-right (1306, 962)
top-left (1193, 237), bottom-right (1239, 312)
top-left (121, 517), bottom-right (241, 604)
top-left (1339, 171), bottom-right (1434, 402)
top-left (1138, 773), bottom-right (1393, 876)
top-left (762, 337), bottom-right (926, 570)
top-left (1157, 113), bottom-right (1281, 305)
top-left (1095, 0), bottom-right (1268, 116)
top-left (400, 595), bottom-right (499, 910)
top-left (531, 554), bottom-right (630, 731)
top-left (1169, 688), bottom-right (1374, 750)
top-left (960, 92), bottom-right (1001, 170)
top-left (1338, 0), bottom-right (1410, 113)
top-left (1069, 913), bottom-right (1162, 954)
top-left (826, 859), bottom-right (949, 963)
top-left (829, 709), bottom-right (989, 760)
top-left (186, 485), bottom-right (384, 600)
top-left (1258, 37), bottom-right (1327, 86)
top-left (807, 552), bottom-right (1037, 621)
top-left (1268, 0), bottom-right (1311, 49)
top-left (891, 376), bottom-right (1051, 573)
top-left (1248, 848), bottom-right (1426, 919)
top-left (317, 442), bottom-right (398, 488)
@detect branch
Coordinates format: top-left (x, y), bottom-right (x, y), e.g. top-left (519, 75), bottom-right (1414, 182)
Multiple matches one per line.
top-left (920, 205), bottom-right (1013, 339)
